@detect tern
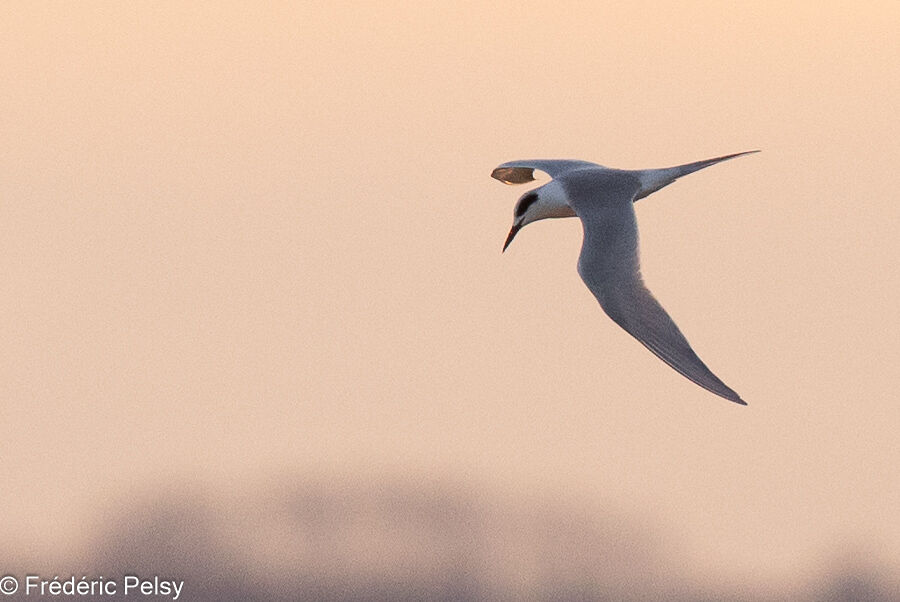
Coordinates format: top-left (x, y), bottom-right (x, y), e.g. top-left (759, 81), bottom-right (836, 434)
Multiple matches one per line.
top-left (493, 151), bottom-right (757, 405)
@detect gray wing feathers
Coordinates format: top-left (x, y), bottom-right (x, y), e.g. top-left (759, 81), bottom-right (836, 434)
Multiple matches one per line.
top-left (635, 150), bottom-right (760, 201)
top-left (575, 203), bottom-right (745, 405)
top-left (597, 282), bottom-right (745, 404)
top-left (491, 159), bottom-right (600, 185)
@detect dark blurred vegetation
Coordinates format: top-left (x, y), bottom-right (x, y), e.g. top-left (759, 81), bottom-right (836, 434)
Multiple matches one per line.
top-left (4, 477), bottom-right (898, 601)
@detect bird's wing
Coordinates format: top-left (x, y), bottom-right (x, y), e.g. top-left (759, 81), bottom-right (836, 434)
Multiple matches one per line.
top-left (634, 150), bottom-right (760, 201)
top-left (574, 200), bottom-right (745, 405)
top-left (491, 159), bottom-right (600, 185)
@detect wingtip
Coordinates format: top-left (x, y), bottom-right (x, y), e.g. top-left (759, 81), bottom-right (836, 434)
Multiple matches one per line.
top-left (491, 166), bottom-right (537, 185)
top-left (719, 149), bottom-right (761, 162)
top-left (723, 389), bottom-right (747, 405)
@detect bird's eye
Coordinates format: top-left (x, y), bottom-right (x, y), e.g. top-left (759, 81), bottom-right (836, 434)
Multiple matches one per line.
top-left (515, 192), bottom-right (539, 218)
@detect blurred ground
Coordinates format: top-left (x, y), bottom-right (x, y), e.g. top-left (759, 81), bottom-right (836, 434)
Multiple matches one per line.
top-left (5, 475), bottom-right (899, 601)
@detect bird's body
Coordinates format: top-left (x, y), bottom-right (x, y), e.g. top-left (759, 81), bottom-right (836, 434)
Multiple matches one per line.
top-left (493, 152), bottom-right (757, 405)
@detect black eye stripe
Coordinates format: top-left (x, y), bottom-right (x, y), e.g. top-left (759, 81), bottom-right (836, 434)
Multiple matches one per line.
top-left (515, 192), bottom-right (538, 218)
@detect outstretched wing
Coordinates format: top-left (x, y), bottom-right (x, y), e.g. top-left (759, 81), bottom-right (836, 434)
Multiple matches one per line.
top-left (575, 202), bottom-right (745, 405)
top-left (491, 159), bottom-right (600, 185)
top-left (634, 150), bottom-right (760, 201)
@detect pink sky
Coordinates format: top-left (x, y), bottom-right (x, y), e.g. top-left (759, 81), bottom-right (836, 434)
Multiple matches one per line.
top-left (1, 2), bottom-right (898, 589)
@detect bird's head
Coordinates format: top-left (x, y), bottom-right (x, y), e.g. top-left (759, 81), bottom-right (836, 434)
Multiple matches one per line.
top-left (503, 180), bottom-right (575, 252)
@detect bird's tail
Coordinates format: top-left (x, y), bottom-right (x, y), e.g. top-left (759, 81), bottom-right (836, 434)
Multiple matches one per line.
top-left (634, 150), bottom-right (759, 201)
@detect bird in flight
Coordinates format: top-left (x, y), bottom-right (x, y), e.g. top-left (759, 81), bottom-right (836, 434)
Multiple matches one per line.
top-left (493, 151), bottom-right (758, 405)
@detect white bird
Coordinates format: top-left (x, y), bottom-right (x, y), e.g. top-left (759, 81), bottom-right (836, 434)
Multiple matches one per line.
top-left (493, 151), bottom-right (757, 405)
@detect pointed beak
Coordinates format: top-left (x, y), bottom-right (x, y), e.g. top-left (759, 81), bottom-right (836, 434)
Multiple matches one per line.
top-left (502, 224), bottom-right (521, 252)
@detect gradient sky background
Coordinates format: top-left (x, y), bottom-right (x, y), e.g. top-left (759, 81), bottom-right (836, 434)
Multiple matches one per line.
top-left (1, 1), bottom-right (898, 591)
